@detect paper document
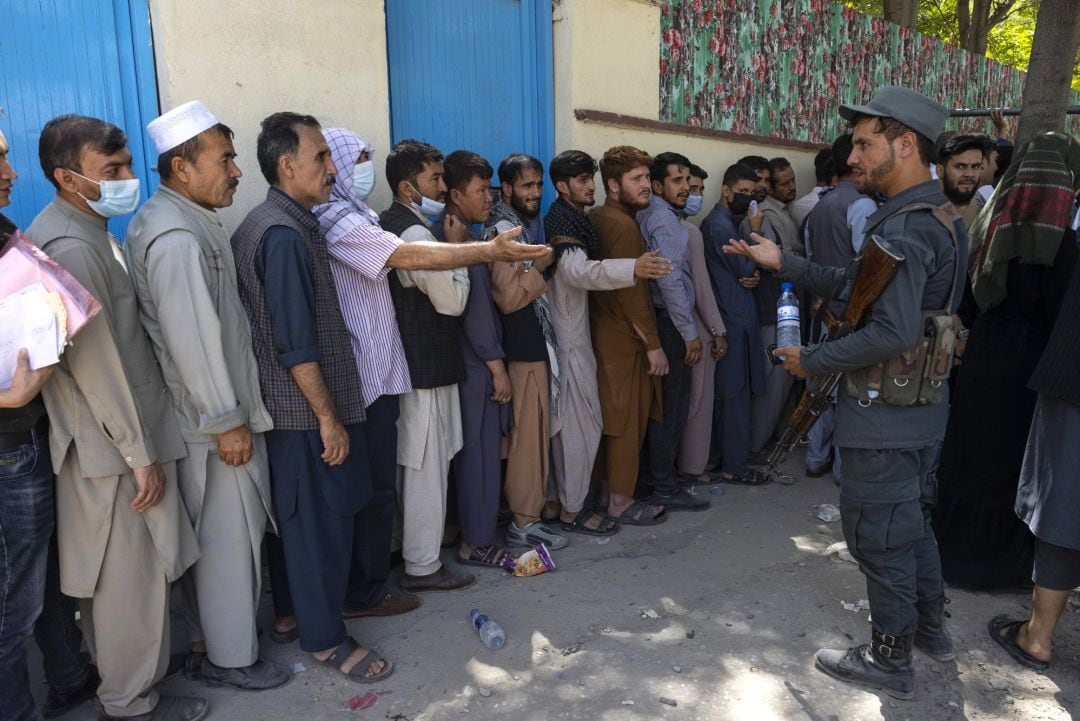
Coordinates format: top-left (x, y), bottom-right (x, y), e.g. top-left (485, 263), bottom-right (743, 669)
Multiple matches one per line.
top-left (0, 282), bottom-right (64, 388)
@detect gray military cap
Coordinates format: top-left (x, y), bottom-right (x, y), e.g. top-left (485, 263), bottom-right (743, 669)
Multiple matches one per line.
top-left (839, 85), bottom-right (949, 142)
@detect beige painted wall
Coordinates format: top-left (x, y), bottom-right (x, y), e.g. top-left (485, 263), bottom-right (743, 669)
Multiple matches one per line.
top-left (149, 0), bottom-right (392, 230)
top-left (552, 0), bottom-right (819, 218)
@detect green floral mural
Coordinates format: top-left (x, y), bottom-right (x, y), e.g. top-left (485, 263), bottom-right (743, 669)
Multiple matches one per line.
top-left (659, 0), bottom-right (1080, 144)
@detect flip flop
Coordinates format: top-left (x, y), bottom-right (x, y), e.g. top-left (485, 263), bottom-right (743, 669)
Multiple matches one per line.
top-left (457, 544), bottom-right (510, 568)
top-left (607, 501), bottom-right (667, 526)
top-left (316, 636), bottom-right (394, 683)
top-left (271, 625), bottom-right (298, 645)
top-left (988, 615), bottom-right (1050, 671)
top-left (559, 509), bottom-right (619, 537)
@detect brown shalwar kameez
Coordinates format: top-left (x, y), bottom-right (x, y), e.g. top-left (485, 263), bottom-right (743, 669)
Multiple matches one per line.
top-left (589, 201), bottom-right (662, 497)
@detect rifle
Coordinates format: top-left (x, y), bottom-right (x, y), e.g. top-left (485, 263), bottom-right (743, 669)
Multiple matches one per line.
top-left (762, 234), bottom-right (906, 482)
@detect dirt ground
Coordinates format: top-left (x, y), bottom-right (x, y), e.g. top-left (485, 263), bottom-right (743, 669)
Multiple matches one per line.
top-left (36, 456), bottom-right (1078, 721)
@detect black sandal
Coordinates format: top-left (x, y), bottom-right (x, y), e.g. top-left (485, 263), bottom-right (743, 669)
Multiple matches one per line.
top-left (722, 469), bottom-right (772, 486)
top-left (316, 636), bottom-right (394, 682)
top-left (560, 509), bottom-right (619, 536)
top-left (988, 615), bottom-right (1050, 671)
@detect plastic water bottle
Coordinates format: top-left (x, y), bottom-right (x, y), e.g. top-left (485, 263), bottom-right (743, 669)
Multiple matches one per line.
top-left (776, 282), bottom-right (801, 357)
top-left (470, 609), bottom-right (505, 650)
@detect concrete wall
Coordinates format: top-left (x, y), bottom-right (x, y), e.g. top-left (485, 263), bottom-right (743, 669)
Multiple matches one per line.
top-left (553, 0), bottom-right (819, 216)
top-left (148, 0), bottom-right (392, 230)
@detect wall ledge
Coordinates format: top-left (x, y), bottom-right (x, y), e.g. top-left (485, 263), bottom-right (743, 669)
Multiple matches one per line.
top-left (574, 109), bottom-right (828, 152)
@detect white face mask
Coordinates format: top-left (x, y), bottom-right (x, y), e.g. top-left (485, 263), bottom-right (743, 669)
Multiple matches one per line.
top-left (351, 160), bottom-right (376, 200)
top-left (683, 194), bottom-right (703, 217)
top-left (68, 169), bottom-right (141, 218)
top-left (409, 182), bottom-right (444, 217)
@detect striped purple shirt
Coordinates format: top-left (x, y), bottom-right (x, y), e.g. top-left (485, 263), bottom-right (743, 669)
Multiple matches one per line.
top-left (315, 128), bottom-right (412, 406)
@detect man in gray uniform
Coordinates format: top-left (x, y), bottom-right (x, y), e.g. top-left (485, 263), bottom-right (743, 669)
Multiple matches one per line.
top-left (125, 102), bottom-right (290, 690)
top-left (725, 86), bottom-right (965, 700)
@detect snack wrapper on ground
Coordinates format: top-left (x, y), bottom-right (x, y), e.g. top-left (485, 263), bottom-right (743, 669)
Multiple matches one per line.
top-left (500, 543), bottom-right (556, 576)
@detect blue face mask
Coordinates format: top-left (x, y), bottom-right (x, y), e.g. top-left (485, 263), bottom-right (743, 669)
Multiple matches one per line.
top-left (409, 182), bottom-right (445, 218)
top-left (683, 194), bottom-right (703, 217)
top-left (69, 170), bottom-right (141, 218)
top-left (351, 160), bottom-right (376, 200)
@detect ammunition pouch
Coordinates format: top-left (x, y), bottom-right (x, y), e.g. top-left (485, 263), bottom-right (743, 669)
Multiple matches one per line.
top-left (841, 200), bottom-right (962, 408)
top-left (844, 311), bottom-right (959, 407)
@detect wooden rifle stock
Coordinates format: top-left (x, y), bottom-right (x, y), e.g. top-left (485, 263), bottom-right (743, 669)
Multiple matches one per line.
top-left (766, 236), bottom-right (906, 472)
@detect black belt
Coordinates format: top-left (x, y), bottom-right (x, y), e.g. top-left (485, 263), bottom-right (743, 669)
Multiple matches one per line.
top-left (0, 417), bottom-right (48, 450)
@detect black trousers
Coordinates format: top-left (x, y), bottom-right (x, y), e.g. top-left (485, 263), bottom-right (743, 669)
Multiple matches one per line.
top-left (838, 444), bottom-right (944, 637)
top-left (638, 310), bottom-right (691, 497)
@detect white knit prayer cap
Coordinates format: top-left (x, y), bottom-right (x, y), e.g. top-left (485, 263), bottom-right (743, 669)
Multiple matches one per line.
top-left (147, 100), bottom-right (219, 154)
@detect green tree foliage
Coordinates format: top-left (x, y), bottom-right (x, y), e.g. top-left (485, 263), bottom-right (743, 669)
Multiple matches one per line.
top-left (844, 0), bottom-right (1080, 89)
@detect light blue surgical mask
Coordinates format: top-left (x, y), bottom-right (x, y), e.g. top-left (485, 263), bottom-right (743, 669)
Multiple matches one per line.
top-left (409, 182), bottom-right (445, 218)
top-left (683, 194), bottom-right (703, 217)
top-left (68, 170), bottom-right (141, 218)
top-left (351, 160), bottom-right (376, 200)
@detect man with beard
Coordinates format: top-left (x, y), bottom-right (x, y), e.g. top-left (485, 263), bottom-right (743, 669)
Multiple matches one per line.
top-left (125, 102), bottom-right (290, 690)
top-left (590, 146), bottom-right (669, 525)
top-left (700, 163), bottom-right (768, 486)
top-left (485, 154), bottom-right (566, 549)
top-left (935, 134), bottom-right (992, 229)
top-left (726, 85), bottom-right (965, 700)
top-left (544, 150), bottom-right (672, 535)
top-left (635, 152), bottom-right (709, 512)
top-left (763, 157), bottom-right (802, 255)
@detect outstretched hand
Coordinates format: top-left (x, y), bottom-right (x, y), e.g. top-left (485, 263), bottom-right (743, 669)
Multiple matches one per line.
top-left (489, 226), bottom-right (552, 263)
top-left (723, 232), bottom-right (782, 271)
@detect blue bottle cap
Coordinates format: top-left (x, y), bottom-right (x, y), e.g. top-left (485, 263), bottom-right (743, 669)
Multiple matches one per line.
top-left (781, 282), bottom-right (794, 291)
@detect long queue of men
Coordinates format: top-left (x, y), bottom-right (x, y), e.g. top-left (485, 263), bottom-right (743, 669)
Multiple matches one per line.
top-left (2, 83), bottom-right (1076, 721)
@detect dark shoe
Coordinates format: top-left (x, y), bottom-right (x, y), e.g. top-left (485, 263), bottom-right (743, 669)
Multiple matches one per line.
top-left (814, 630), bottom-right (914, 700)
top-left (184, 652), bottom-right (292, 691)
top-left (606, 501), bottom-right (667, 526)
top-left (914, 595), bottom-right (955, 662)
top-left (99, 694), bottom-right (209, 721)
top-left (649, 488), bottom-right (711, 512)
top-left (506, 521), bottom-right (569, 549)
top-left (988, 614), bottom-right (1050, 671)
top-left (400, 566), bottom-right (477, 593)
top-left (806, 453), bottom-right (834, 478)
top-left (44, 665), bottom-right (100, 718)
top-left (343, 586), bottom-right (421, 618)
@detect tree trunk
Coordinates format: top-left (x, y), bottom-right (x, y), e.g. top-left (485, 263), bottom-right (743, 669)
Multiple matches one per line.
top-left (970, 0), bottom-right (990, 54)
top-left (957, 0), bottom-right (972, 50)
top-left (883, 0), bottom-right (918, 28)
top-left (1016, 0), bottom-right (1080, 145)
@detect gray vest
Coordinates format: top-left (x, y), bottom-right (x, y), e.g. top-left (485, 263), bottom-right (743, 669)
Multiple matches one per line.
top-left (231, 189), bottom-right (365, 430)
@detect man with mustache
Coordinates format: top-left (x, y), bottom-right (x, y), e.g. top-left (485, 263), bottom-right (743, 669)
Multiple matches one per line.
top-left (124, 101), bottom-right (290, 691)
top-left (230, 112), bottom-right (390, 682)
top-left (935, 134), bottom-right (992, 229)
top-left (635, 152), bottom-right (709, 512)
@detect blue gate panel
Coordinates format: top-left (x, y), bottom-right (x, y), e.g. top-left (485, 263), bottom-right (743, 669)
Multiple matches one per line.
top-left (385, 0), bottom-right (554, 209)
top-left (0, 0), bottom-right (160, 238)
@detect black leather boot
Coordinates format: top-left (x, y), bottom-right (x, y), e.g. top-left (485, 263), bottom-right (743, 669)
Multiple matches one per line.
top-left (814, 629), bottom-right (915, 700)
top-left (914, 595), bottom-right (955, 662)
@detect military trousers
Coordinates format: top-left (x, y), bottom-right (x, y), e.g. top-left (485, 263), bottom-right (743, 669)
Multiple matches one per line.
top-left (837, 444), bottom-right (944, 637)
